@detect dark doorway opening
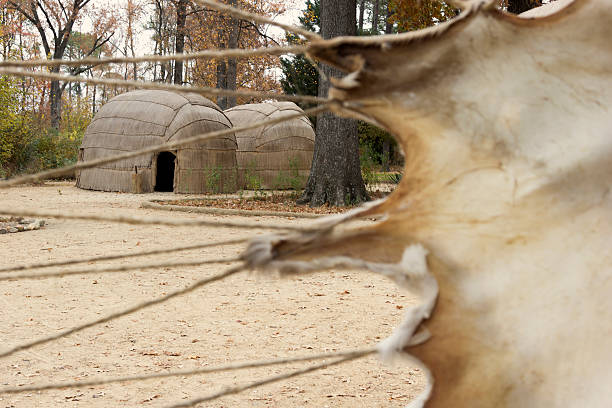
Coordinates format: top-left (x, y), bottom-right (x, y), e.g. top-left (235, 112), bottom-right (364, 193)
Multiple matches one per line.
top-left (155, 151), bottom-right (176, 192)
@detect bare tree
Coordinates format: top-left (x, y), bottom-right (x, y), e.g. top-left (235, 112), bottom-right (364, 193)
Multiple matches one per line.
top-left (125, 0), bottom-right (143, 81)
top-left (173, 0), bottom-right (187, 84)
top-left (149, 0), bottom-right (174, 82)
top-left (7, 0), bottom-right (112, 129)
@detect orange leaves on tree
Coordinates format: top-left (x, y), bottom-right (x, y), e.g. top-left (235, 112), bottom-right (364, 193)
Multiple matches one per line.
top-left (388, 0), bottom-right (457, 31)
top-left (185, 0), bottom-right (286, 104)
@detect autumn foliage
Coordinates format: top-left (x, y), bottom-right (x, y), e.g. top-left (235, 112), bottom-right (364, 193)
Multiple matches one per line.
top-left (388, 0), bottom-right (457, 31)
top-left (0, 0), bottom-right (549, 177)
top-left (187, 0), bottom-right (285, 105)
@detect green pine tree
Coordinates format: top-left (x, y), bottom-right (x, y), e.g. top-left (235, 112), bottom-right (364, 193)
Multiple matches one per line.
top-left (280, 0), bottom-right (320, 111)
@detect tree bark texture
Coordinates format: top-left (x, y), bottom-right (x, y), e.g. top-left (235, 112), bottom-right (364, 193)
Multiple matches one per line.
top-left (299, 0), bottom-right (368, 207)
top-left (507, 0), bottom-right (542, 14)
top-left (215, 0), bottom-right (239, 109)
top-left (358, 0), bottom-right (365, 32)
top-left (173, 0), bottom-right (187, 85)
top-left (225, 0), bottom-right (239, 109)
top-left (378, 0), bottom-right (393, 172)
top-left (49, 68), bottom-right (62, 130)
top-left (216, 43), bottom-right (228, 110)
top-left (371, 0), bottom-right (380, 34)
top-left (385, 0), bottom-right (393, 34)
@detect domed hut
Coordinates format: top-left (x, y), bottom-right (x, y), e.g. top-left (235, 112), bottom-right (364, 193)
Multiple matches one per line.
top-left (76, 90), bottom-right (238, 194)
top-left (224, 102), bottom-right (315, 189)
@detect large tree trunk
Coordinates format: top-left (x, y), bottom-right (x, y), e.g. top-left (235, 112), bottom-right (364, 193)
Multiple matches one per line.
top-left (507, 0), bottom-right (542, 14)
top-left (298, 0), bottom-right (368, 207)
top-left (215, 0), bottom-right (239, 109)
top-left (173, 0), bottom-right (187, 85)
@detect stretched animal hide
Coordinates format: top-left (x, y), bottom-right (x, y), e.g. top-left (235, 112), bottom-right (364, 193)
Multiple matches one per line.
top-left (245, 0), bottom-right (612, 406)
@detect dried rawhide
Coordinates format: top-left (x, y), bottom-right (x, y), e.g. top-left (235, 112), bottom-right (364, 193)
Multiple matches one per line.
top-left (244, 0), bottom-right (612, 406)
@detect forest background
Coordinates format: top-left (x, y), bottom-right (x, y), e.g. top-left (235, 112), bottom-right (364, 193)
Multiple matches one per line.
top-left (0, 0), bottom-right (546, 180)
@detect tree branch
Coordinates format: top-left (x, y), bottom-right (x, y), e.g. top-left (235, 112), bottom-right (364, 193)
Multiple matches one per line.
top-left (86, 31), bottom-right (114, 58)
top-left (69, 63), bottom-right (95, 77)
top-left (36, 0), bottom-right (58, 43)
top-left (78, 0), bottom-right (94, 11)
top-left (24, 1), bottom-right (52, 57)
top-left (56, 0), bottom-right (87, 58)
top-left (241, 21), bottom-right (280, 46)
top-left (57, 0), bottom-right (69, 21)
top-left (6, 0), bottom-right (36, 24)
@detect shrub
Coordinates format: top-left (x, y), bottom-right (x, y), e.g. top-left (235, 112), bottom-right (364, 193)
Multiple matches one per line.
top-left (244, 160), bottom-right (263, 191)
top-left (0, 76), bottom-right (35, 178)
top-left (0, 78), bottom-right (92, 178)
top-left (358, 120), bottom-right (403, 168)
top-left (360, 143), bottom-right (379, 186)
top-left (205, 166), bottom-right (222, 194)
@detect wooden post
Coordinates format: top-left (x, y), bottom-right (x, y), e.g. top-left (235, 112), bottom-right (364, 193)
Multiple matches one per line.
top-left (131, 166), bottom-right (143, 193)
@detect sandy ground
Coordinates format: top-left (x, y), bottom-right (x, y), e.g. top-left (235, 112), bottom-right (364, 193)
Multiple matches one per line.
top-left (0, 182), bottom-right (425, 408)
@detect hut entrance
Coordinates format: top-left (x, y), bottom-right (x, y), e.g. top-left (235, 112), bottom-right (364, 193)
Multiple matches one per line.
top-left (155, 152), bottom-right (176, 192)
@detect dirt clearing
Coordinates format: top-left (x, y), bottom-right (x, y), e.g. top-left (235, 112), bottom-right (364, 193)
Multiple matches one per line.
top-left (0, 182), bottom-right (424, 407)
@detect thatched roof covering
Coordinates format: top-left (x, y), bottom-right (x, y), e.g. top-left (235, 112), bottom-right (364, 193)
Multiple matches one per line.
top-left (224, 102), bottom-right (315, 189)
top-left (77, 90), bottom-right (238, 194)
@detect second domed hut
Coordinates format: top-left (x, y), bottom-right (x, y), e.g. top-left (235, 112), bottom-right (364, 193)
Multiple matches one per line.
top-left (224, 102), bottom-right (315, 189)
top-left (76, 90), bottom-right (238, 194)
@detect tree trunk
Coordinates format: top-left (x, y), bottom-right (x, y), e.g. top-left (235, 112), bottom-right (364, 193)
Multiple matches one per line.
top-left (299, 0), bottom-right (368, 207)
top-left (216, 58), bottom-right (227, 109)
top-left (371, 0), bottom-right (380, 34)
top-left (92, 83), bottom-right (97, 115)
top-left (8, 0), bottom-right (102, 129)
top-left (128, 0), bottom-right (138, 80)
top-left (215, 0), bottom-right (239, 109)
top-left (130, 40), bottom-right (137, 80)
top-left (507, 0), bottom-right (542, 14)
top-left (381, 0), bottom-right (394, 171)
top-left (216, 26), bottom-right (228, 110)
top-left (382, 137), bottom-right (390, 171)
top-left (49, 66), bottom-right (62, 130)
top-left (385, 0), bottom-right (393, 34)
top-left (173, 0), bottom-right (187, 85)
top-left (225, 0), bottom-right (239, 109)
top-left (358, 0), bottom-right (365, 32)
top-left (155, 0), bottom-right (167, 82)
top-left (225, 57), bottom-right (238, 108)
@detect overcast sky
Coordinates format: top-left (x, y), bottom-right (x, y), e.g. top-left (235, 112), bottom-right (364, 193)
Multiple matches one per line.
top-left (78, 0), bottom-right (304, 56)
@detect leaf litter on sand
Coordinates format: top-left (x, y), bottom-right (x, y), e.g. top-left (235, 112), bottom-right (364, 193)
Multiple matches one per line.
top-left (160, 191), bottom-right (390, 215)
